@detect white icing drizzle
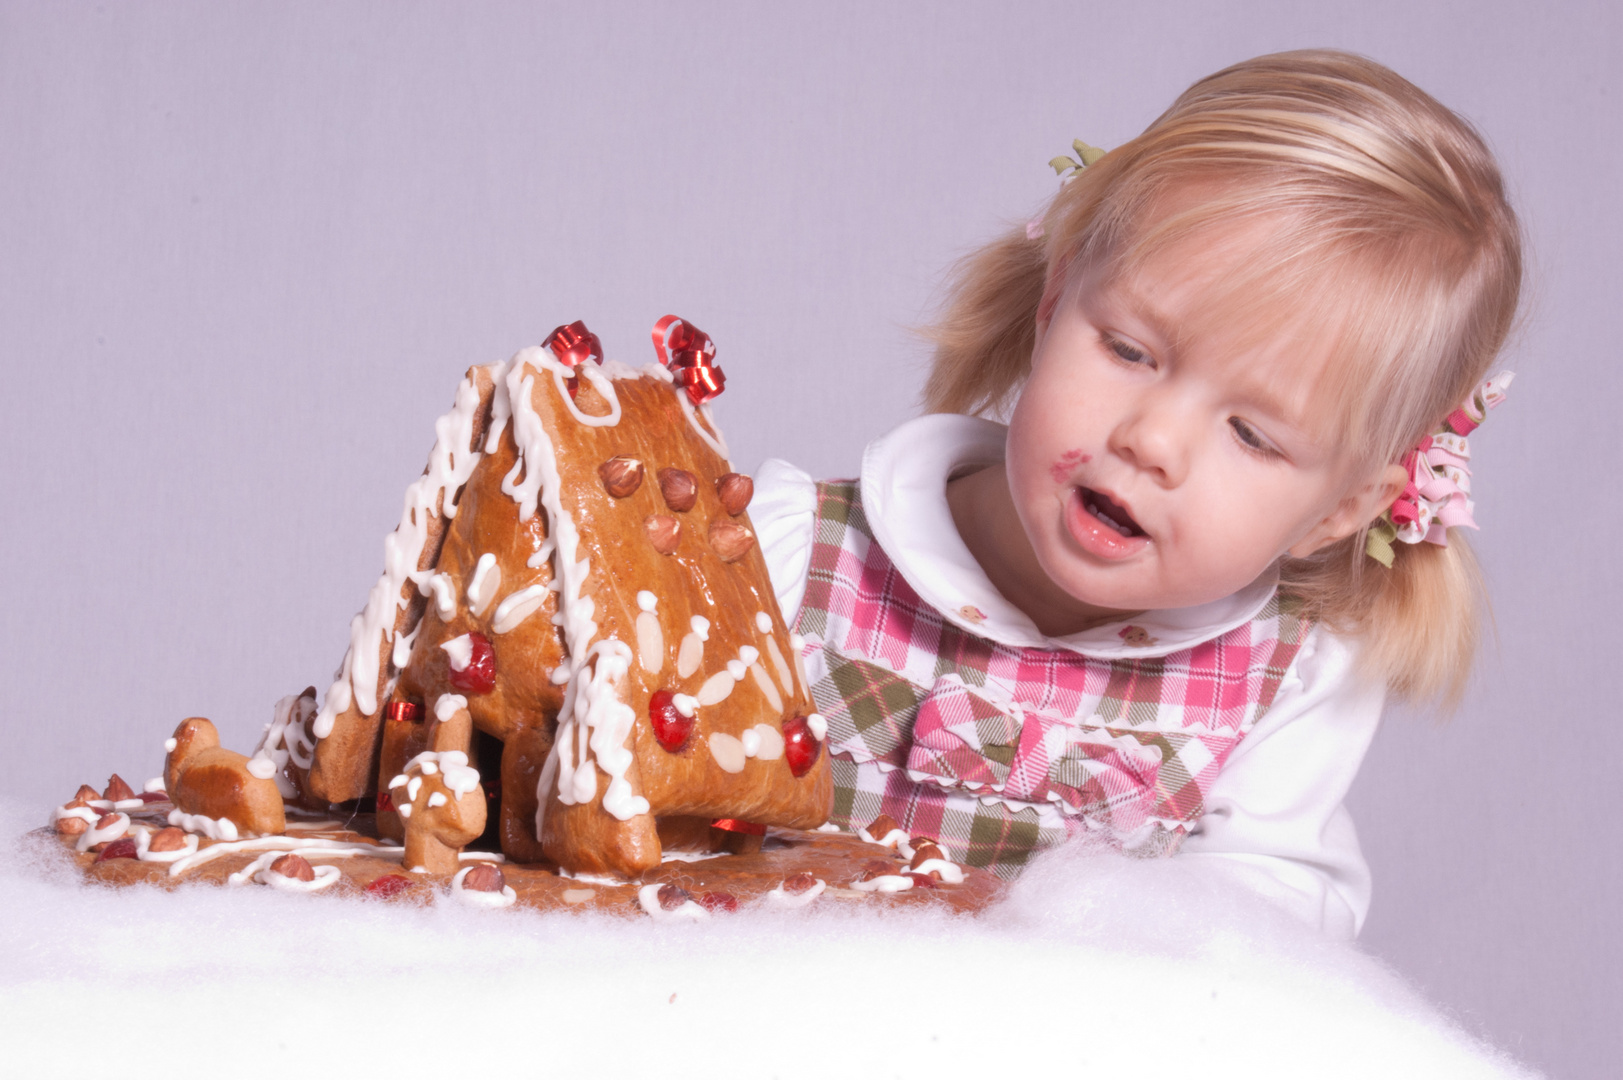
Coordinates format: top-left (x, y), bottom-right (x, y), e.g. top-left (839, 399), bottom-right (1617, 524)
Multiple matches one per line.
top-left (245, 756), bottom-right (277, 780)
top-left (676, 632), bottom-right (705, 679)
top-left (738, 644), bottom-right (760, 666)
top-left (755, 611), bottom-right (772, 634)
top-left (227, 851), bottom-right (343, 892)
top-left (661, 849), bottom-right (729, 864)
top-left (637, 591), bottom-right (658, 612)
top-left (403, 749), bottom-right (481, 796)
top-left (725, 659), bottom-right (746, 681)
top-left (672, 693), bottom-right (698, 718)
top-left (691, 615), bottom-right (711, 639)
top-left (749, 663), bottom-right (783, 712)
top-left (553, 358), bottom-right (624, 428)
top-left (143, 777), bottom-right (167, 793)
top-left (450, 865), bottom-right (517, 908)
top-left (427, 791), bottom-right (448, 809)
top-left (697, 670), bottom-right (736, 706)
top-left (806, 713), bottom-right (828, 741)
top-left (636, 610), bottom-right (665, 673)
top-left (493, 584), bottom-right (549, 634)
top-left (467, 554), bottom-right (501, 616)
top-left (552, 640), bottom-right (649, 820)
top-left (559, 867), bottom-right (629, 886)
top-left (458, 852), bottom-right (507, 862)
top-left (75, 813), bottom-right (129, 853)
top-left (435, 693), bottom-right (469, 722)
top-left (441, 634), bottom-right (475, 672)
top-left (164, 836), bottom-right (405, 878)
top-left (766, 877), bottom-right (826, 908)
top-left (429, 572), bottom-right (457, 620)
top-left (255, 691), bottom-right (318, 792)
top-left (910, 858), bottom-right (966, 884)
top-left (708, 733), bottom-right (747, 773)
top-left (391, 621), bottom-right (421, 669)
top-left (168, 808), bottom-right (241, 842)
top-left (856, 826), bottom-right (915, 860)
top-left (51, 805), bottom-right (98, 828)
top-left (675, 389), bottom-right (730, 463)
top-left (636, 883), bottom-right (709, 922)
top-left (851, 873), bottom-right (914, 894)
top-left (641, 361), bottom-right (674, 383)
top-left (407, 777), bottom-right (423, 802)
top-left (313, 363), bottom-right (499, 738)
top-left (764, 636), bottom-right (795, 697)
top-left (163, 737), bottom-right (178, 753)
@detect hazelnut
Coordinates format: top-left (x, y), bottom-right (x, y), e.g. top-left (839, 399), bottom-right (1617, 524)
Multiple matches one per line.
top-left (707, 520), bottom-right (755, 563)
top-left (598, 456), bottom-right (645, 498)
top-left (73, 784), bottom-right (100, 804)
top-left (462, 864), bottom-right (506, 893)
top-left (270, 854), bottom-right (316, 882)
top-left (103, 775), bottom-right (134, 802)
top-left (910, 843), bottom-right (945, 869)
top-left (55, 816), bottom-right (88, 836)
top-left (656, 883), bottom-right (692, 911)
top-left (645, 514), bottom-right (681, 555)
top-left (716, 472), bottom-right (754, 516)
top-left (148, 827), bottom-right (188, 852)
top-left (657, 467), bottom-right (699, 512)
top-left (866, 814), bottom-right (901, 840)
top-left (94, 813), bottom-right (121, 831)
top-left (782, 871), bottom-right (818, 896)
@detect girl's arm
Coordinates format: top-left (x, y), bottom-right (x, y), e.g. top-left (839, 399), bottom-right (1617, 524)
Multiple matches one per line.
top-left (1176, 628), bottom-right (1383, 940)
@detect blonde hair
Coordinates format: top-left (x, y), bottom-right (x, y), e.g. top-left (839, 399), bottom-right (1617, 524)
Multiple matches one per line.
top-left (925, 50), bottom-right (1522, 704)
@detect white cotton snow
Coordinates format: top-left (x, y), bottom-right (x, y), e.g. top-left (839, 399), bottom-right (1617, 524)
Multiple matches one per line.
top-left (0, 802), bottom-right (1537, 1079)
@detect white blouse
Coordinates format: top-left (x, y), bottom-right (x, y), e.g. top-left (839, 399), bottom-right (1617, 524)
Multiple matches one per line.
top-left (750, 413), bottom-right (1384, 940)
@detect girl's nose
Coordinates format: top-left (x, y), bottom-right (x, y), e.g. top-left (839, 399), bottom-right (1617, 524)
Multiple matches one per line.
top-left (1109, 393), bottom-right (1191, 487)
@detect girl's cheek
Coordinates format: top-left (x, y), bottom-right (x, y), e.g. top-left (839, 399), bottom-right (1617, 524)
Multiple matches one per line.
top-left (1049, 448), bottom-right (1091, 484)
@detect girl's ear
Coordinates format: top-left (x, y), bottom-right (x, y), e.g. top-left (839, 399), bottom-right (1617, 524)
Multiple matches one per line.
top-left (1287, 463), bottom-right (1410, 558)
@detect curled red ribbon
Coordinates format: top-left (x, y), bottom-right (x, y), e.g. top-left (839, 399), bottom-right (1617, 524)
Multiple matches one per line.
top-left (543, 320), bottom-right (603, 368)
top-left (652, 314), bottom-right (726, 404)
top-left (385, 701), bottom-right (422, 724)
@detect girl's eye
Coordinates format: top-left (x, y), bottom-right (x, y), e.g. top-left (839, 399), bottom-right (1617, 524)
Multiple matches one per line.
top-left (1229, 417), bottom-right (1281, 458)
top-left (1103, 334), bottom-right (1151, 367)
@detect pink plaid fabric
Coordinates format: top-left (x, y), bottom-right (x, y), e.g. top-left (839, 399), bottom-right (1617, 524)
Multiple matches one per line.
top-left (796, 481), bottom-right (1312, 876)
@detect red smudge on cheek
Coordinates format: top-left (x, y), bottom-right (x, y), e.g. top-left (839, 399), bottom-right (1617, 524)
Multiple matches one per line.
top-left (1049, 448), bottom-right (1091, 484)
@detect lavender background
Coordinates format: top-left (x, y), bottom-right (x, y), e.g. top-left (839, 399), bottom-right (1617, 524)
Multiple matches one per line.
top-left (1, 3), bottom-right (1615, 1076)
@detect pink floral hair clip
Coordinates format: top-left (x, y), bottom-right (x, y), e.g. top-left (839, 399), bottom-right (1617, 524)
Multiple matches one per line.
top-left (1365, 372), bottom-right (1515, 567)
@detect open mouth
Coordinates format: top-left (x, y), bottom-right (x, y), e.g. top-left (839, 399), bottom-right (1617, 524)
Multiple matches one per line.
top-left (1078, 487), bottom-right (1144, 538)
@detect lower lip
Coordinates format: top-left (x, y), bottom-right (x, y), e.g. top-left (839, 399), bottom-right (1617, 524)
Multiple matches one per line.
top-left (1064, 488), bottom-right (1150, 560)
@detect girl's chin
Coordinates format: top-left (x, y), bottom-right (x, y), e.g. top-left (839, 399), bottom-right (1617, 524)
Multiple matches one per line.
top-left (1063, 487), bottom-right (1151, 561)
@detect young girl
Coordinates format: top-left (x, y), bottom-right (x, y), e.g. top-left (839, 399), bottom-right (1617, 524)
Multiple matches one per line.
top-left (751, 50), bottom-right (1521, 939)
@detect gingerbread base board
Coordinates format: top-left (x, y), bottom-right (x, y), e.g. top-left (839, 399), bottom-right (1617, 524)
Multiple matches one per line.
top-left (44, 799), bottom-right (1001, 916)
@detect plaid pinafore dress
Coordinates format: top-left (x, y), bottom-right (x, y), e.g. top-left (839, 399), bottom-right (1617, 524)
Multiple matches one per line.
top-left (795, 481), bottom-right (1314, 878)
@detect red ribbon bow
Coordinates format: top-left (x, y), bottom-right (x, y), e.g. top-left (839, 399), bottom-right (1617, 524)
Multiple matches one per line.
top-left (542, 321), bottom-right (604, 369)
top-left (652, 314), bottom-right (726, 404)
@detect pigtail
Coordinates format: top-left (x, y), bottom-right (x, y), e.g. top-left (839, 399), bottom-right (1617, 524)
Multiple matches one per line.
top-left (1282, 534), bottom-right (1485, 708)
top-left (922, 224), bottom-right (1048, 417)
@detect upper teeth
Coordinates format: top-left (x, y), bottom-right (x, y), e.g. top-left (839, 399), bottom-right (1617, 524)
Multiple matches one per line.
top-left (1089, 497), bottom-right (1132, 536)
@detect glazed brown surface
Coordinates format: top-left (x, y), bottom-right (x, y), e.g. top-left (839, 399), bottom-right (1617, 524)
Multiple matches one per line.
top-left (46, 800), bottom-right (1001, 916)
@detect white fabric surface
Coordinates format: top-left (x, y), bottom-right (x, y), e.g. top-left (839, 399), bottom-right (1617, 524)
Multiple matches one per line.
top-left (752, 414), bottom-right (1383, 938)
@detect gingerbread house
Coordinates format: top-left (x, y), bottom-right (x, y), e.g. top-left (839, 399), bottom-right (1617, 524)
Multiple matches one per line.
top-left (260, 318), bottom-right (831, 878)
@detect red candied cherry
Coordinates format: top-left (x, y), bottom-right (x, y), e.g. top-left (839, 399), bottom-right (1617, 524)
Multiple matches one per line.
top-left (447, 633), bottom-right (497, 695)
top-left (782, 715), bottom-right (821, 778)
top-left (95, 838), bottom-right (138, 862)
top-left (366, 874), bottom-right (418, 899)
top-left (698, 891), bottom-right (739, 914)
top-left (648, 690), bottom-right (694, 753)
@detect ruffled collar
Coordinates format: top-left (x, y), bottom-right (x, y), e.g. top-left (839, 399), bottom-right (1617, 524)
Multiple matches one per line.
top-left (859, 414), bottom-right (1279, 661)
